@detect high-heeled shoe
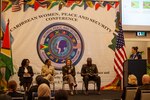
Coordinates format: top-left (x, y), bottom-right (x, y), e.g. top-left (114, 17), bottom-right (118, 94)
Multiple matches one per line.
top-left (74, 84), bottom-right (77, 88)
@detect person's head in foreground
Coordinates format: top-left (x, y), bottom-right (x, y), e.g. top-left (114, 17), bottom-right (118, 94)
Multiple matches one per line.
top-left (7, 80), bottom-right (18, 92)
top-left (38, 83), bottom-right (51, 100)
top-left (55, 89), bottom-right (68, 100)
top-left (0, 94), bottom-right (12, 100)
top-left (142, 74), bottom-right (150, 85)
top-left (128, 74), bottom-right (138, 85)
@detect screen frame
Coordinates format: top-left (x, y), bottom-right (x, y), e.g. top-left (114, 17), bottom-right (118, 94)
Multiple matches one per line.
top-left (120, 0), bottom-right (150, 32)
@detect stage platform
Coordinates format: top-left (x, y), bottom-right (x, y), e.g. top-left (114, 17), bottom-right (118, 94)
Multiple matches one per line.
top-left (67, 90), bottom-right (122, 100)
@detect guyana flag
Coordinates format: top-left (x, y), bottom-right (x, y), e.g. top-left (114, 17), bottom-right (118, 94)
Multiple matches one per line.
top-left (0, 20), bottom-right (14, 90)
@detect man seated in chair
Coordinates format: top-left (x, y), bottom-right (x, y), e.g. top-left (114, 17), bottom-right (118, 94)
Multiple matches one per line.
top-left (81, 57), bottom-right (101, 95)
top-left (41, 59), bottom-right (55, 83)
top-left (134, 74), bottom-right (150, 100)
top-left (62, 59), bottom-right (77, 95)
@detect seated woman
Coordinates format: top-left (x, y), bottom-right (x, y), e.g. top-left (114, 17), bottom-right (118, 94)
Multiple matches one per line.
top-left (18, 59), bottom-right (34, 92)
top-left (38, 83), bottom-right (51, 100)
top-left (130, 46), bottom-right (142, 60)
top-left (6, 80), bottom-right (24, 98)
top-left (62, 59), bottom-right (77, 95)
top-left (121, 74), bottom-right (138, 100)
top-left (41, 59), bottom-right (55, 83)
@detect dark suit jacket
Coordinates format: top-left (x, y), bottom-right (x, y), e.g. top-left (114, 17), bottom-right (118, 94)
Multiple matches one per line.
top-left (81, 64), bottom-right (98, 77)
top-left (134, 84), bottom-right (150, 100)
top-left (27, 79), bottom-right (50, 100)
top-left (18, 66), bottom-right (34, 85)
top-left (62, 65), bottom-right (75, 80)
top-left (27, 85), bottom-right (38, 100)
top-left (7, 91), bottom-right (24, 97)
top-left (7, 91), bottom-right (24, 100)
top-left (38, 96), bottom-right (50, 100)
top-left (130, 52), bottom-right (142, 60)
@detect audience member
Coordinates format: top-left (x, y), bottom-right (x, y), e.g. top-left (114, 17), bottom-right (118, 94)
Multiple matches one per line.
top-left (41, 59), bottom-right (55, 83)
top-left (134, 74), bottom-right (150, 100)
top-left (38, 83), bottom-right (51, 100)
top-left (27, 75), bottom-right (50, 100)
top-left (55, 89), bottom-right (68, 100)
top-left (0, 94), bottom-right (12, 100)
top-left (121, 74), bottom-right (138, 100)
top-left (128, 74), bottom-right (138, 86)
top-left (18, 59), bottom-right (34, 92)
top-left (6, 80), bottom-right (24, 98)
top-left (62, 59), bottom-right (77, 95)
top-left (81, 57), bottom-right (101, 95)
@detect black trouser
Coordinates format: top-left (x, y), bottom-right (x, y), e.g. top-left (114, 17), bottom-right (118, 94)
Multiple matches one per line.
top-left (83, 75), bottom-right (101, 91)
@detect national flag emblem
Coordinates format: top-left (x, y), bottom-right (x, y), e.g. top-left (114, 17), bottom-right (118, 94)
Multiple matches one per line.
top-left (114, 22), bottom-right (127, 79)
top-left (0, 19), bottom-right (14, 84)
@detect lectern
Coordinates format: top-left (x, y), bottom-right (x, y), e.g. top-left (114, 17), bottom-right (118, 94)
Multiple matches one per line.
top-left (123, 59), bottom-right (147, 87)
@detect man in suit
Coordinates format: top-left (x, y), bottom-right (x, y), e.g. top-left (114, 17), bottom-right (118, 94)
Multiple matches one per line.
top-left (134, 74), bottom-right (150, 100)
top-left (81, 57), bottom-right (101, 95)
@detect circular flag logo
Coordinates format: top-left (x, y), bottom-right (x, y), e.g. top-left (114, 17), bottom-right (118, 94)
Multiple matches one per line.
top-left (37, 22), bottom-right (84, 70)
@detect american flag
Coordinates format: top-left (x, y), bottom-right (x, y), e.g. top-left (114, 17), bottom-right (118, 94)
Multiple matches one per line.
top-left (114, 22), bottom-right (127, 79)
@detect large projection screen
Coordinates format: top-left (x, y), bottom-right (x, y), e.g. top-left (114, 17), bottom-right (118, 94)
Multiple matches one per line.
top-left (121, 0), bottom-right (150, 31)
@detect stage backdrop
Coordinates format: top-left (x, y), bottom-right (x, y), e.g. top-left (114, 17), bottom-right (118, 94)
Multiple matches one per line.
top-left (1, 0), bottom-right (123, 90)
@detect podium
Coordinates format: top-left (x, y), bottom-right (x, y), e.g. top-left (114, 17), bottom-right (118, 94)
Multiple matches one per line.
top-left (123, 59), bottom-right (147, 87)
